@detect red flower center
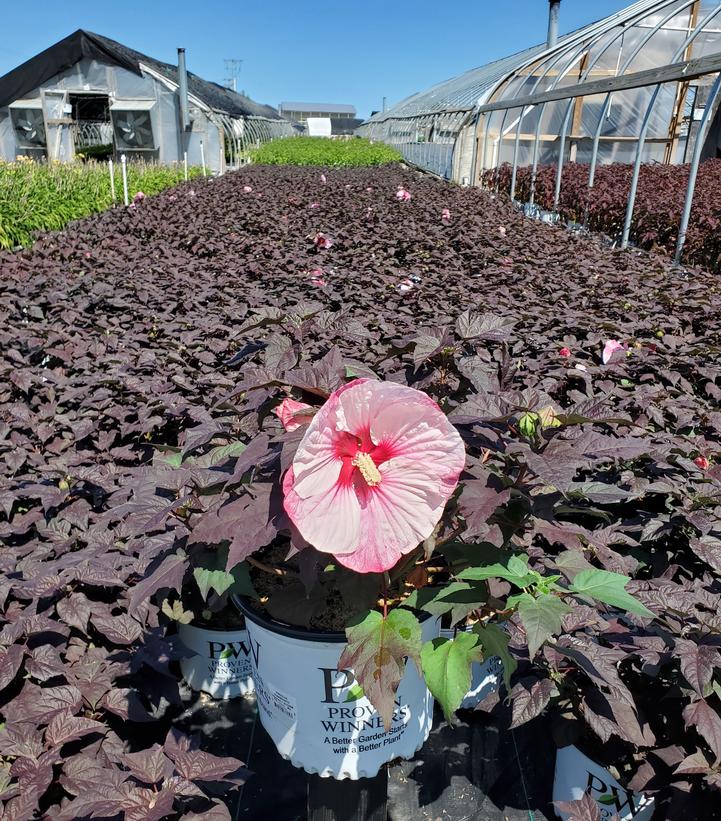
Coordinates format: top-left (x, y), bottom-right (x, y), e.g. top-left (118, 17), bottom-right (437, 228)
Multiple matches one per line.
top-left (335, 428), bottom-right (395, 488)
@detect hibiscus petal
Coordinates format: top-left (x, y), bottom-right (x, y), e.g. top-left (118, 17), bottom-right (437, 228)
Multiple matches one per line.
top-left (293, 452), bottom-right (342, 499)
top-left (292, 394), bottom-right (344, 499)
top-left (284, 470), bottom-right (361, 556)
top-left (335, 379), bottom-right (375, 435)
top-left (602, 339), bottom-right (624, 365)
top-left (371, 396), bottom-right (465, 478)
top-left (338, 462), bottom-right (448, 573)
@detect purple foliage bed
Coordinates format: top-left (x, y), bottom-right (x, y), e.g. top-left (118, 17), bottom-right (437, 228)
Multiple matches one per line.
top-left (1, 164), bottom-right (721, 818)
top-left (484, 159), bottom-right (721, 272)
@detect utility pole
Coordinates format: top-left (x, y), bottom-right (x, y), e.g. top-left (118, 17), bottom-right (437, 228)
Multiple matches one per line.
top-left (382, 96), bottom-right (387, 112)
top-left (223, 58), bottom-right (243, 92)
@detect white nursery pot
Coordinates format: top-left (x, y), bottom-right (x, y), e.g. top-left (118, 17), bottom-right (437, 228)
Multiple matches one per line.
top-left (440, 628), bottom-right (502, 709)
top-left (236, 597), bottom-right (439, 780)
top-left (178, 621), bottom-right (254, 699)
top-left (553, 745), bottom-right (654, 821)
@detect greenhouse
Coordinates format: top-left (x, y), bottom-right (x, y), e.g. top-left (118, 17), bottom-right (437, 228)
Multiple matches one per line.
top-left (359, 0), bottom-right (721, 246)
top-left (0, 29), bottom-right (294, 172)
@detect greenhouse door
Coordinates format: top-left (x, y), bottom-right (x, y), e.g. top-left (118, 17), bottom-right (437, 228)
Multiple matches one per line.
top-left (41, 89), bottom-right (74, 162)
top-left (69, 94), bottom-right (112, 160)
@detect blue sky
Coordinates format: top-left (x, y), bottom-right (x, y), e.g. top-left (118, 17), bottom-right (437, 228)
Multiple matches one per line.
top-left (0, 1), bottom-right (631, 119)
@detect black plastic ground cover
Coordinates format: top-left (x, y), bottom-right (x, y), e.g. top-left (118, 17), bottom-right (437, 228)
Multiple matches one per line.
top-left (178, 687), bottom-right (555, 820)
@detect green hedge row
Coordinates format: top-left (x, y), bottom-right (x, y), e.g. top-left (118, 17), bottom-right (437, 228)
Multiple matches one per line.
top-left (251, 137), bottom-right (402, 167)
top-left (0, 159), bottom-right (201, 249)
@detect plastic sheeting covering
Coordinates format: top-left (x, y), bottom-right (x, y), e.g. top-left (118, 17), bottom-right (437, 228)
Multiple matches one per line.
top-left (358, 0), bottom-right (721, 185)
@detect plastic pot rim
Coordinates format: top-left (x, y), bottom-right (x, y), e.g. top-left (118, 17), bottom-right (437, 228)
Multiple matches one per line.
top-left (232, 594), bottom-right (433, 644)
top-left (179, 616), bottom-right (247, 634)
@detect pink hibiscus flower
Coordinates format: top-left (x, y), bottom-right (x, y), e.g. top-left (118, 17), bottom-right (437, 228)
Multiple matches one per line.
top-left (273, 398), bottom-right (314, 432)
top-left (243, 185), bottom-right (253, 193)
top-left (396, 187), bottom-right (412, 202)
top-left (695, 455), bottom-right (710, 470)
top-left (313, 232), bottom-right (334, 249)
top-left (498, 226), bottom-right (507, 237)
top-left (441, 208), bottom-right (451, 222)
top-left (282, 379), bottom-right (465, 573)
top-left (132, 191), bottom-right (146, 204)
top-left (559, 347), bottom-right (571, 357)
top-left (602, 339), bottom-right (626, 364)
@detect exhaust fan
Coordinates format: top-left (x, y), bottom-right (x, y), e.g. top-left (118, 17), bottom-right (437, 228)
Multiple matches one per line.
top-left (110, 102), bottom-right (156, 150)
top-left (10, 105), bottom-right (46, 147)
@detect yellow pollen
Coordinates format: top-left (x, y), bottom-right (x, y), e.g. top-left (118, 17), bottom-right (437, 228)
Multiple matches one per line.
top-left (352, 452), bottom-right (382, 486)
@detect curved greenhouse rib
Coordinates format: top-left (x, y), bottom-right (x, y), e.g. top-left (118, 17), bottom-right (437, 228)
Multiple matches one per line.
top-left (362, 0), bottom-right (667, 158)
top-left (675, 71), bottom-right (721, 261)
top-left (587, 0), bottom-right (698, 191)
top-left (479, 0), bottom-right (677, 196)
top-left (552, 0), bottom-right (696, 210)
top-left (621, 1), bottom-right (721, 249)
top-left (503, 39), bottom-right (594, 200)
top-left (526, 0), bottom-right (697, 206)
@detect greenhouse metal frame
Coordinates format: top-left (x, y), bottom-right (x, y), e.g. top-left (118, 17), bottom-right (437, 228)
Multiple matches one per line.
top-left (358, 0), bottom-right (721, 261)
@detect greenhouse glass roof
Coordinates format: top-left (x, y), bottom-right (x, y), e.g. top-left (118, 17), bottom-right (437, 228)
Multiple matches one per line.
top-left (366, 0), bottom-right (717, 122)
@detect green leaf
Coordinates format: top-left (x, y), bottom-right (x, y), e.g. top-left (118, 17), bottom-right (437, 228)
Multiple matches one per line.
top-left (458, 560), bottom-right (537, 589)
top-left (344, 683), bottom-right (365, 702)
top-left (193, 568), bottom-right (235, 601)
top-left (472, 622), bottom-right (517, 691)
top-left (339, 609), bottom-right (422, 731)
top-left (519, 412), bottom-right (539, 437)
top-left (208, 440), bottom-right (247, 466)
top-left (229, 561), bottom-right (257, 599)
top-left (569, 569), bottom-right (653, 617)
top-left (436, 541), bottom-right (510, 571)
top-left (515, 593), bottom-right (569, 659)
top-left (507, 555), bottom-right (530, 577)
top-left (0, 763), bottom-right (13, 797)
top-left (161, 599), bottom-right (193, 624)
top-left (421, 633), bottom-right (482, 722)
top-left (155, 446), bottom-right (184, 468)
top-left (404, 582), bottom-right (487, 625)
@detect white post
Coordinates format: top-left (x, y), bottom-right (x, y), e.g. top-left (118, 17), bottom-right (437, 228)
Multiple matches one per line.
top-left (200, 139), bottom-right (207, 177)
top-left (183, 151), bottom-right (188, 181)
top-left (108, 159), bottom-right (116, 202)
top-left (121, 154), bottom-right (129, 206)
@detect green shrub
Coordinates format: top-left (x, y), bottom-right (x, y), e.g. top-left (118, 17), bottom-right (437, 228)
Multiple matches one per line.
top-left (250, 137), bottom-right (402, 167)
top-left (0, 159), bottom-right (202, 250)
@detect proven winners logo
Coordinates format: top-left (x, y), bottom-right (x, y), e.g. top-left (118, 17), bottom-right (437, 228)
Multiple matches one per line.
top-left (585, 770), bottom-right (650, 819)
top-left (318, 668), bottom-right (409, 755)
top-left (206, 638), bottom-right (253, 680)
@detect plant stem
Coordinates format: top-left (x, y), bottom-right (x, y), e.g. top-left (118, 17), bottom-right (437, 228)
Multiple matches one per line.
top-left (246, 556), bottom-right (290, 577)
top-left (382, 572), bottom-right (390, 618)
